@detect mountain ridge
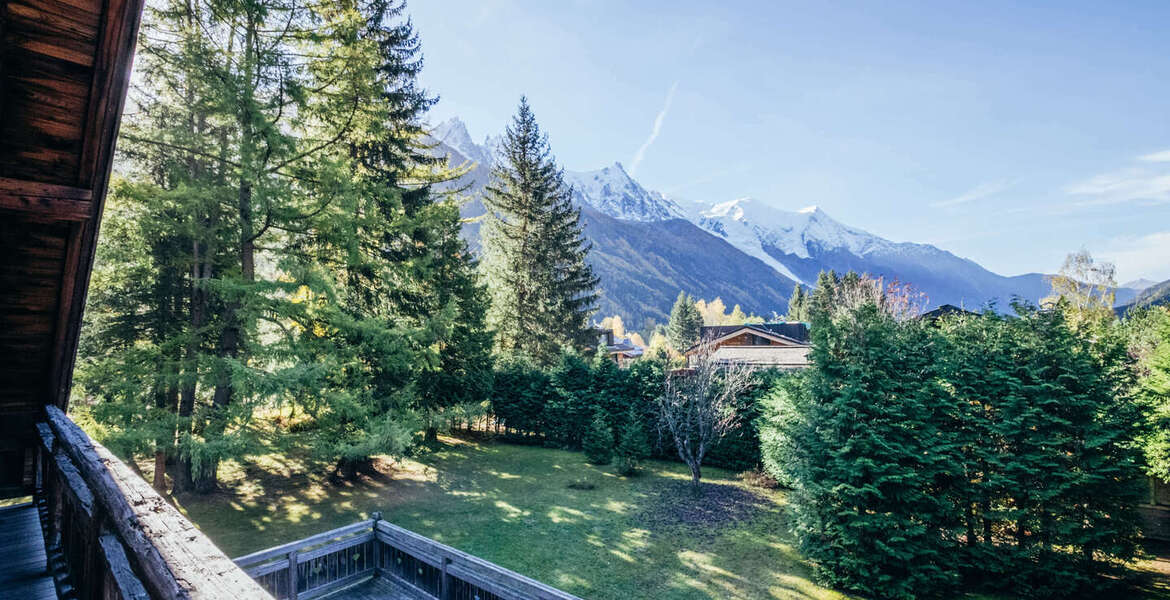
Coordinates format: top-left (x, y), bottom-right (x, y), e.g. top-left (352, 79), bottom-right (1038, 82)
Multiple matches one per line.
top-left (428, 116), bottom-right (1139, 326)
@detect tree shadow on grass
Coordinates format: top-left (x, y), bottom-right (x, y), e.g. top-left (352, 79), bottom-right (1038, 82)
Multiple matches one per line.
top-left (635, 480), bottom-right (769, 534)
top-left (174, 435), bottom-right (844, 599)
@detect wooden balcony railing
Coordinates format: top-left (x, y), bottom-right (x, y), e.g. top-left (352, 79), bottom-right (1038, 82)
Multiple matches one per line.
top-left (36, 405), bottom-right (270, 599)
top-left (235, 517), bottom-right (582, 600)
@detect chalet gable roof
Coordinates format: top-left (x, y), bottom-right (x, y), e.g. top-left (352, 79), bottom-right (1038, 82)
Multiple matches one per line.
top-left (685, 322), bottom-right (810, 355)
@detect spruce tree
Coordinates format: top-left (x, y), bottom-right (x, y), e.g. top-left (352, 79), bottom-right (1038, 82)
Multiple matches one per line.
top-left (481, 97), bottom-right (599, 363)
top-left (767, 299), bottom-right (1146, 599)
top-left (809, 270), bottom-right (840, 317)
top-left (615, 408), bottom-right (650, 476)
top-left (667, 291), bottom-right (703, 351)
top-left (583, 411), bottom-right (615, 465)
top-left (779, 304), bottom-right (961, 598)
top-left (547, 350), bottom-right (595, 447)
top-left (1138, 309), bottom-right (1170, 479)
top-left (81, 0), bottom-right (492, 487)
top-left (590, 352), bottom-right (625, 431)
top-left (289, 0), bottom-right (494, 475)
top-left (786, 285), bottom-right (810, 321)
top-left (491, 354), bottom-right (550, 438)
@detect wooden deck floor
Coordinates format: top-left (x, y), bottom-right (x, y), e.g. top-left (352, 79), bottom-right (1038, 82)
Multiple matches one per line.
top-left (0, 502), bottom-right (56, 600)
top-left (325, 575), bottom-right (432, 600)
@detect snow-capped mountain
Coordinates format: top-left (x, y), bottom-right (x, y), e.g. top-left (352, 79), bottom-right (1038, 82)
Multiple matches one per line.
top-left (690, 196), bottom-right (1139, 309)
top-left (427, 116), bottom-right (1137, 324)
top-left (564, 163), bottom-right (686, 222)
top-left (427, 118), bottom-right (798, 325)
top-left (698, 199), bottom-right (891, 276)
top-left (431, 118), bottom-right (685, 223)
top-left (693, 199), bottom-right (874, 283)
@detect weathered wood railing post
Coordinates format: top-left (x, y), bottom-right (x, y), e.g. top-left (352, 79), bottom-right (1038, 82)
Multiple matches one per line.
top-left (39, 406), bottom-right (272, 599)
top-left (238, 516), bottom-right (584, 600)
top-left (286, 548), bottom-right (299, 600)
top-left (440, 556), bottom-right (451, 600)
top-left (372, 509), bottom-right (381, 570)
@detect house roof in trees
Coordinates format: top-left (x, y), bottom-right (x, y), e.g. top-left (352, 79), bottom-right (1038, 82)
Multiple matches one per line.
top-left (685, 322), bottom-right (811, 355)
top-left (606, 337), bottom-right (644, 358)
top-left (919, 304), bottom-right (980, 321)
top-left (0, 0), bottom-right (145, 487)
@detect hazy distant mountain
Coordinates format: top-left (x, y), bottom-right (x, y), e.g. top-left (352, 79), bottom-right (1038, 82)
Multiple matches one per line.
top-left (1123, 278), bottom-right (1158, 292)
top-left (1118, 278), bottom-right (1170, 314)
top-left (428, 116), bottom-right (1139, 327)
top-left (432, 117), bottom-right (494, 169)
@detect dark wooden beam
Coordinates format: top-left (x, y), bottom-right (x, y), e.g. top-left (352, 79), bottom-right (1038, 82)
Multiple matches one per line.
top-left (47, 221), bottom-right (82, 401)
top-left (0, 177), bottom-right (94, 220)
top-left (78, 0), bottom-right (141, 186)
top-left (0, 177), bottom-right (94, 200)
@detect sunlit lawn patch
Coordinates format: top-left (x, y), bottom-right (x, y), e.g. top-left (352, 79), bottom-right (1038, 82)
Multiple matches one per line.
top-left (166, 433), bottom-right (1170, 600)
top-left (169, 434), bottom-right (847, 600)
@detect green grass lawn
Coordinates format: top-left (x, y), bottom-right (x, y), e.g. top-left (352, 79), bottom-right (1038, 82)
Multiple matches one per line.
top-left (171, 434), bottom-right (848, 600)
top-left (168, 433), bottom-right (1170, 600)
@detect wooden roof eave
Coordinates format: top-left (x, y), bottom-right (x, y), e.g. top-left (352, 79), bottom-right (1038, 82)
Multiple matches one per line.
top-left (683, 326), bottom-right (809, 356)
top-left (1, 0), bottom-right (146, 413)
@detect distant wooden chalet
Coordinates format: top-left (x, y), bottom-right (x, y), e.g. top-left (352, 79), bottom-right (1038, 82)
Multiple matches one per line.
top-left (685, 322), bottom-right (812, 369)
top-left (0, 4), bottom-right (580, 599)
top-left (606, 337), bottom-right (644, 367)
top-left (592, 328), bottom-right (645, 366)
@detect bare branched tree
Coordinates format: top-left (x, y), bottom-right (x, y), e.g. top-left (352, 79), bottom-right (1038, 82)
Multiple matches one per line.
top-left (826, 273), bottom-right (926, 322)
top-left (658, 345), bottom-right (757, 493)
top-left (1044, 249), bottom-right (1118, 329)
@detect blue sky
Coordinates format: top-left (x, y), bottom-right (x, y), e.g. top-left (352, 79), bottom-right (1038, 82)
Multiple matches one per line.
top-left (409, 1), bottom-right (1170, 283)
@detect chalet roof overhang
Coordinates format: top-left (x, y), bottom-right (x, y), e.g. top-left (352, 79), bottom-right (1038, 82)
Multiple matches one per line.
top-left (684, 325), bottom-right (809, 356)
top-left (1, 0), bottom-right (146, 490)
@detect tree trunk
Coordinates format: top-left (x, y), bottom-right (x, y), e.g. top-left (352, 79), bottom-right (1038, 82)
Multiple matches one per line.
top-left (153, 451), bottom-right (168, 492)
top-left (425, 426), bottom-right (438, 443)
top-left (173, 450), bottom-right (194, 493)
top-left (981, 497), bottom-right (992, 544)
top-left (1016, 507), bottom-right (1027, 549)
top-left (966, 500), bottom-right (976, 548)
top-left (193, 460), bottom-right (218, 494)
top-left (689, 462), bottom-right (702, 494)
top-left (174, 248), bottom-right (208, 494)
top-left (150, 385), bottom-right (169, 492)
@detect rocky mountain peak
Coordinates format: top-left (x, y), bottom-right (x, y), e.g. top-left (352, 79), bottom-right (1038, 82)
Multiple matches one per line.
top-left (563, 164), bottom-right (684, 223)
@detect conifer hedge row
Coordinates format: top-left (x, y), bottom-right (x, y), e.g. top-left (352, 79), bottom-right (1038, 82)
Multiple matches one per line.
top-left (489, 351), bottom-right (776, 471)
top-left (760, 304), bottom-right (1146, 599)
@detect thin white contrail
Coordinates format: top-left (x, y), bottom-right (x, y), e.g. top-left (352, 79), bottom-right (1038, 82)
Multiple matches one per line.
top-left (630, 81), bottom-right (679, 177)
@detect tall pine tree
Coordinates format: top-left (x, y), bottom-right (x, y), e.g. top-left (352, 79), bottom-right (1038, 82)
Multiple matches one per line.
top-left (666, 291), bottom-right (703, 351)
top-left (481, 97), bottom-right (598, 363)
top-left (786, 285), bottom-right (810, 321)
top-left (279, 0), bottom-right (494, 474)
